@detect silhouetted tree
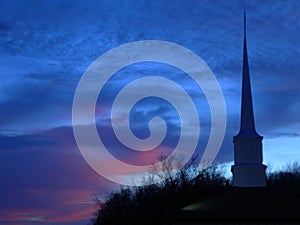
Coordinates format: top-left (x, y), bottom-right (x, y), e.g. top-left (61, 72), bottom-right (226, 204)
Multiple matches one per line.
top-left (91, 157), bottom-right (230, 225)
top-left (91, 161), bottom-right (300, 225)
top-left (267, 161), bottom-right (300, 195)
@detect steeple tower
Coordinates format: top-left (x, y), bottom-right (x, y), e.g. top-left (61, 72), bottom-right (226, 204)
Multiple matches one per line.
top-left (231, 12), bottom-right (267, 187)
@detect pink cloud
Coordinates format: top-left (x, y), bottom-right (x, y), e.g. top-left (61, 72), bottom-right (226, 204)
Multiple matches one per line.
top-left (0, 188), bottom-right (102, 224)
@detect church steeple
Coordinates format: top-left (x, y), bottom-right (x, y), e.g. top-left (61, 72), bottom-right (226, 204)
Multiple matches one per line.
top-left (231, 12), bottom-right (267, 187)
top-left (236, 11), bottom-right (260, 138)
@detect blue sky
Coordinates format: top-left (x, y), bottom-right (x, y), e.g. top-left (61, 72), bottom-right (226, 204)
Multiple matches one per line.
top-left (0, 0), bottom-right (299, 224)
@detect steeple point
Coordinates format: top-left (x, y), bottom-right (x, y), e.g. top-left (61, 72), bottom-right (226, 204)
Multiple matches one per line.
top-left (244, 10), bottom-right (246, 37)
top-left (235, 11), bottom-right (260, 138)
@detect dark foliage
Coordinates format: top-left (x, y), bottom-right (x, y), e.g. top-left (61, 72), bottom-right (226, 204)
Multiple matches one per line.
top-left (91, 162), bottom-right (300, 225)
top-left (267, 161), bottom-right (300, 196)
top-left (91, 165), bottom-right (230, 225)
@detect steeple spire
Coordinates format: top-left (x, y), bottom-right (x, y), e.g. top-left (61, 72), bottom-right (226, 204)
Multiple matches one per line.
top-left (236, 11), bottom-right (260, 137)
top-left (244, 10), bottom-right (246, 39)
top-left (231, 12), bottom-right (266, 187)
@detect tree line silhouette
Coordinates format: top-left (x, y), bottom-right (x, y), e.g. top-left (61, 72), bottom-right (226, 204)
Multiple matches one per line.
top-left (90, 160), bottom-right (300, 225)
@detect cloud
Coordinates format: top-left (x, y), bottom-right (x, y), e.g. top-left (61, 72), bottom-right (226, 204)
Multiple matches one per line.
top-left (0, 124), bottom-right (118, 225)
top-left (0, 0), bottom-right (299, 224)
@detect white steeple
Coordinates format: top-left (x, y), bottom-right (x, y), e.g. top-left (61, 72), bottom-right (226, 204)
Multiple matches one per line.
top-left (231, 12), bottom-right (267, 187)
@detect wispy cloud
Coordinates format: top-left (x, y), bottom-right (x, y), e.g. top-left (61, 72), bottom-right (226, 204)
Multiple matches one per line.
top-left (0, 0), bottom-right (299, 224)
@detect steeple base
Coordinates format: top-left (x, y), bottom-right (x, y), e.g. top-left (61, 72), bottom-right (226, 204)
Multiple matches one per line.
top-left (231, 164), bottom-right (267, 187)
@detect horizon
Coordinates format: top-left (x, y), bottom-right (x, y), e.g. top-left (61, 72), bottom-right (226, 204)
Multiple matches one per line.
top-left (1, 1), bottom-right (299, 225)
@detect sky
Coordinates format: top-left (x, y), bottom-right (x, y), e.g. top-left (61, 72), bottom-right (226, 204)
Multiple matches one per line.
top-left (0, 0), bottom-right (299, 224)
